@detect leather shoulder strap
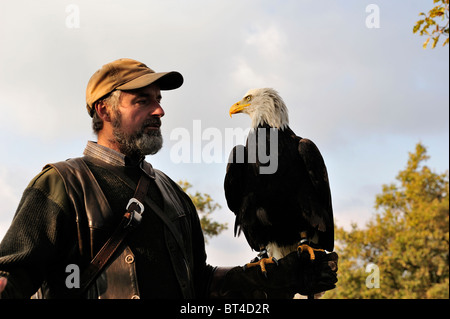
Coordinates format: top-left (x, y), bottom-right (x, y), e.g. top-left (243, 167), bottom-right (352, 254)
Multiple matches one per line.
top-left (46, 157), bottom-right (113, 259)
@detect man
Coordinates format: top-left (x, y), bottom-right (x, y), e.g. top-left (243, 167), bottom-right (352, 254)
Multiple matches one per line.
top-left (0, 58), bottom-right (337, 299)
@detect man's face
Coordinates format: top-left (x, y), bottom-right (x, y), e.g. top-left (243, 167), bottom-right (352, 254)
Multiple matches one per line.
top-left (110, 84), bottom-right (165, 159)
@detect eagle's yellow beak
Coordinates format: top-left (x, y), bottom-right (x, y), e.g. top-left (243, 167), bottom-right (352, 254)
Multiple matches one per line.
top-left (229, 101), bottom-right (250, 118)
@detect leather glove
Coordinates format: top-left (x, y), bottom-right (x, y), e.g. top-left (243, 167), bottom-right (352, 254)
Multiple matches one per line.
top-left (209, 251), bottom-right (338, 299)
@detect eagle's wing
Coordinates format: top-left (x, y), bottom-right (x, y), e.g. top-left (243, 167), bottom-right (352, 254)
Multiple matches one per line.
top-left (224, 145), bottom-right (247, 234)
top-left (224, 144), bottom-right (263, 251)
top-left (298, 138), bottom-right (334, 251)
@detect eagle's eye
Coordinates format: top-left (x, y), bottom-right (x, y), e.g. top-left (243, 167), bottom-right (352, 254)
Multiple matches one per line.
top-left (246, 95), bottom-right (252, 102)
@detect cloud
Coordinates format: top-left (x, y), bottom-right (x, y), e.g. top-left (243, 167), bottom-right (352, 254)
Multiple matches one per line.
top-left (245, 24), bottom-right (288, 60)
top-left (231, 58), bottom-right (266, 89)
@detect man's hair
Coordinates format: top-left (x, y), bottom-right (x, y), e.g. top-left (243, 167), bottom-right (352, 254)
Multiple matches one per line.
top-left (92, 90), bottom-right (122, 134)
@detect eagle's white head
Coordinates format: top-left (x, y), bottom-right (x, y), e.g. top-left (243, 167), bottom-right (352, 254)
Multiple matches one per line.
top-left (229, 88), bottom-right (289, 130)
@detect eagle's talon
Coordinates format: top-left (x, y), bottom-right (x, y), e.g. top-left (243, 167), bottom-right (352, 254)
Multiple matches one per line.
top-left (243, 256), bottom-right (278, 278)
top-left (272, 257), bottom-right (279, 266)
top-left (297, 243), bottom-right (324, 261)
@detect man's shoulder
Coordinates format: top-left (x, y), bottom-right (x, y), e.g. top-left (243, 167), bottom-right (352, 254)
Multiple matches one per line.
top-left (28, 158), bottom-right (86, 188)
top-left (26, 161), bottom-right (76, 210)
top-left (28, 165), bottom-right (63, 190)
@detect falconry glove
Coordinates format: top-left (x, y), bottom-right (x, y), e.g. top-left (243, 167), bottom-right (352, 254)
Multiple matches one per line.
top-left (209, 251), bottom-right (338, 299)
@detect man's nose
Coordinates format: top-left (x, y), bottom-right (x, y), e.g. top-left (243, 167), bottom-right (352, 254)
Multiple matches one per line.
top-left (152, 103), bottom-right (165, 118)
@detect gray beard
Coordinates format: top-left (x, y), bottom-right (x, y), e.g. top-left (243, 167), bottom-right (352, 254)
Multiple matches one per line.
top-left (111, 112), bottom-right (163, 159)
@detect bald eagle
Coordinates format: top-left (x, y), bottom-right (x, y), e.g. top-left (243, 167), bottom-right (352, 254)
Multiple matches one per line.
top-left (224, 88), bottom-right (334, 276)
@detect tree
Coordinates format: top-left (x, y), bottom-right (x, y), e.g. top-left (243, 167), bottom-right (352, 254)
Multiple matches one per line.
top-left (413, 0), bottom-right (449, 49)
top-left (178, 181), bottom-right (228, 243)
top-left (325, 143), bottom-right (449, 298)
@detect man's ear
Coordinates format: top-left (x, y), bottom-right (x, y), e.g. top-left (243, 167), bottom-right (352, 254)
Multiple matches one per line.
top-left (94, 100), bottom-right (112, 122)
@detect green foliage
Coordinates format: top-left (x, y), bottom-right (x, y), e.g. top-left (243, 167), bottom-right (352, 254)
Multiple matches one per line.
top-left (413, 0), bottom-right (449, 48)
top-left (178, 181), bottom-right (228, 243)
top-left (325, 143), bottom-right (449, 299)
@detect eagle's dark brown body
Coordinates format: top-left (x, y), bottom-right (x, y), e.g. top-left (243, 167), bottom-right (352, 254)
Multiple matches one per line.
top-left (224, 124), bottom-right (334, 253)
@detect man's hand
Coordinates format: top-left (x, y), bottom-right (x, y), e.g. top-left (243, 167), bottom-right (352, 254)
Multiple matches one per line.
top-left (292, 250), bottom-right (338, 296)
top-left (0, 277), bottom-right (7, 298)
top-left (210, 250), bottom-right (338, 299)
top-left (258, 250), bottom-right (338, 297)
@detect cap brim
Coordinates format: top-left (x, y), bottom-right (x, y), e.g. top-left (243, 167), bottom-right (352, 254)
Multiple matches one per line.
top-left (116, 71), bottom-right (183, 91)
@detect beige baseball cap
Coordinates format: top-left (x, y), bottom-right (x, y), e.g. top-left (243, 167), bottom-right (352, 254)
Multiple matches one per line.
top-left (86, 58), bottom-right (183, 116)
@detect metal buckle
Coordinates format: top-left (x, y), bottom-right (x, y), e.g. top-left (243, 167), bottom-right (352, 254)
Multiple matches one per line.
top-left (125, 198), bottom-right (144, 228)
top-left (127, 198), bottom-right (144, 214)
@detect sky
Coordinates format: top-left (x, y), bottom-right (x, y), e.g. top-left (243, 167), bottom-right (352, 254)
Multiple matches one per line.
top-left (0, 0), bottom-right (448, 267)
